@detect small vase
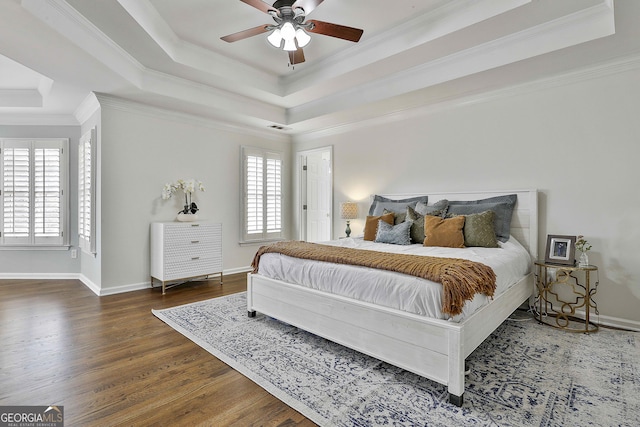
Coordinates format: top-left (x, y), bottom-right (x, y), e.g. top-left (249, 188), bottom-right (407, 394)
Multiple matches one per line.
top-left (578, 251), bottom-right (589, 267)
top-left (177, 212), bottom-right (199, 222)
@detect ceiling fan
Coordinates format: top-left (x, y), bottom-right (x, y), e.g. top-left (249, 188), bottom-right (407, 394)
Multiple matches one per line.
top-left (221, 0), bottom-right (364, 65)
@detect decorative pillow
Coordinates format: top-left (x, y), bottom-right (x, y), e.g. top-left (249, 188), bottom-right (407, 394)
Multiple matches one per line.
top-left (375, 219), bottom-right (412, 245)
top-left (423, 215), bottom-right (465, 248)
top-left (415, 199), bottom-right (449, 217)
top-left (461, 210), bottom-right (499, 248)
top-left (446, 194), bottom-right (517, 242)
top-left (369, 195), bottom-right (428, 216)
top-left (383, 208), bottom-right (406, 225)
top-left (363, 213), bottom-right (394, 241)
top-left (406, 206), bottom-right (425, 244)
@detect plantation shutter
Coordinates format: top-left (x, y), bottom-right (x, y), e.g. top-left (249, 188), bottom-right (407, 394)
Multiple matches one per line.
top-left (1, 139), bottom-right (68, 246)
top-left (2, 144), bottom-right (30, 243)
top-left (78, 128), bottom-right (96, 254)
top-left (265, 154), bottom-right (282, 234)
top-left (246, 153), bottom-right (263, 235)
top-left (242, 146), bottom-right (283, 242)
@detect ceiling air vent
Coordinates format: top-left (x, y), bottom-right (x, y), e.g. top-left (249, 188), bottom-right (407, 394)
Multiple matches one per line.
top-left (268, 124), bottom-right (290, 131)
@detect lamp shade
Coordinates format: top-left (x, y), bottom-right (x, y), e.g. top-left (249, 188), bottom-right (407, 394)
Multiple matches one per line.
top-left (340, 202), bottom-right (358, 220)
top-left (267, 28), bottom-right (283, 48)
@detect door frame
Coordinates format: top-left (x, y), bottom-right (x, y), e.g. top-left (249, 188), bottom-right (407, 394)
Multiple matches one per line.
top-left (295, 146), bottom-right (333, 241)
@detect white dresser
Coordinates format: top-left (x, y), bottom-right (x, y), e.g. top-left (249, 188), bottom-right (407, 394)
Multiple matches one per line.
top-left (150, 221), bottom-right (223, 294)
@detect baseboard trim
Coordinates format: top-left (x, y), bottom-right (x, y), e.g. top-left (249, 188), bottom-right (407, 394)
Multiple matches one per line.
top-left (0, 273), bottom-right (80, 280)
top-left (96, 267), bottom-right (252, 296)
top-left (79, 274), bottom-right (100, 296)
top-left (98, 281), bottom-right (150, 296)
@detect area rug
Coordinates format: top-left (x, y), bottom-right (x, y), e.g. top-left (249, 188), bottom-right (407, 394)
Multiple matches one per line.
top-left (152, 292), bottom-right (640, 426)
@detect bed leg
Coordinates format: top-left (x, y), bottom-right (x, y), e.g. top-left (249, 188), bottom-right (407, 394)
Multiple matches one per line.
top-left (248, 310), bottom-right (256, 318)
top-left (449, 393), bottom-right (464, 407)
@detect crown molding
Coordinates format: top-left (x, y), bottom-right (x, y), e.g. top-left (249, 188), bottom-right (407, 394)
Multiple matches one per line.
top-left (287, 0), bottom-right (615, 126)
top-left (74, 92), bottom-right (100, 124)
top-left (22, 0), bottom-right (145, 83)
top-left (293, 51), bottom-right (640, 143)
top-left (22, 0), bottom-right (284, 124)
top-left (0, 113), bottom-right (79, 126)
top-left (94, 93), bottom-right (291, 143)
top-left (115, 0), bottom-right (282, 97)
top-left (282, 0), bottom-right (531, 97)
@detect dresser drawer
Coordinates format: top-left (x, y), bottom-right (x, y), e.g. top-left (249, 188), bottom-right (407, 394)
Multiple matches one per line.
top-left (163, 223), bottom-right (220, 243)
top-left (164, 256), bottom-right (222, 281)
top-left (163, 239), bottom-right (215, 259)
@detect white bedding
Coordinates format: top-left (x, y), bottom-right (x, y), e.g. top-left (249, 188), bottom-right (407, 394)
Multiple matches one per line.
top-left (255, 237), bottom-right (532, 321)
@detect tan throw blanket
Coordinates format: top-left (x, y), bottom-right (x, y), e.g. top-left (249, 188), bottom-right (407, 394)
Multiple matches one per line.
top-left (252, 241), bottom-right (496, 316)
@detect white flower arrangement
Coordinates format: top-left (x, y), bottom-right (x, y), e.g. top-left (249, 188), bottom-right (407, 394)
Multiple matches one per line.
top-left (162, 178), bottom-right (205, 214)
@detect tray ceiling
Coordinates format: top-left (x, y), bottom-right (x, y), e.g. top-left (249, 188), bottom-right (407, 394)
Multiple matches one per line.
top-left (0, 0), bottom-right (638, 136)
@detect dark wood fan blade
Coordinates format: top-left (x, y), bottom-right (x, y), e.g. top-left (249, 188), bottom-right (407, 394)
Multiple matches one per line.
top-left (221, 24), bottom-right (270, 42)
top-left (240, 0), bottom-right (277, 15)
top-left (291, 0), bottom-right (324, 15)
top-left (307, 20), bottom-right (363, 42)
top-left (288, 48), bottom-right (306, 64)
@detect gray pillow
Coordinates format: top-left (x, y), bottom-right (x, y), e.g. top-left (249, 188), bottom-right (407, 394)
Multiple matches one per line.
top-left (369, 195), bottom-right (428, 216)
top-left (375, 219), bottom-right (412, 245)
top-left (383, 208), bottom-right (407, 225)
top-left (446, 194), bottom-right (517, 242)
top-left (406, 206), bottom-right (425, 244)
top-left (415, 199), bottom-right (449, 217)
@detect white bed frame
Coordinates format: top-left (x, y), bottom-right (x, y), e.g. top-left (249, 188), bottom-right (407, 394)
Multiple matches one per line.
top-left (247, 189), bottom-right (538, 406)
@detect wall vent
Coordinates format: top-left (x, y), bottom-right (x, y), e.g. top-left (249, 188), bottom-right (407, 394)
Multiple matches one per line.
top-left (268, 124), bottom-right (290, 131)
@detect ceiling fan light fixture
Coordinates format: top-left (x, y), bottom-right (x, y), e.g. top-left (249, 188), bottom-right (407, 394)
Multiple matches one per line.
top-left (267, 28), bottom-right (283, 48)
top-left (222, 0), bottom-right (364, 65)
top-left (282, 37), bottom-right (297, 51)
top-left (295, 28), bottom-right (311, 48)
top-left (280, 22), bottom-right (296, 41)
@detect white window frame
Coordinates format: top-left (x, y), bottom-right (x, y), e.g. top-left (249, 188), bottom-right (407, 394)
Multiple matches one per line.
top-left (0, 138), bottom-right (69, 249)
top-left (241, 146), bottom-right (283, 244)
top-left (78, 127), bottom-right (96, 255)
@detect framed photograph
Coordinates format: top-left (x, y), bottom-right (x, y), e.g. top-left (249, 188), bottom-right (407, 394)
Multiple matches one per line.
top-left (544, 235), bottom-right (576, 266)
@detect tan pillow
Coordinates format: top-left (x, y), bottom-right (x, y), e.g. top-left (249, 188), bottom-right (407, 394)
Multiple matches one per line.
top-left (363, 213), bottom-right (394, 241)
top-left (423, 215), bottom-right (466, 248)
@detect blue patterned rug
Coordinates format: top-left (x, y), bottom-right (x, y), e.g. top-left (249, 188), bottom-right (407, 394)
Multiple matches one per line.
top-left (153, 292), bottom-right (639, 426)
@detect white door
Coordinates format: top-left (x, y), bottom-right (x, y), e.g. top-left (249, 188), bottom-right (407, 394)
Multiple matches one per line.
top-left (300, 148), bottom-right (332, 242)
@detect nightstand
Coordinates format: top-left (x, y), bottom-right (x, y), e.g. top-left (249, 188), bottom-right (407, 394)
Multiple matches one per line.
top-left (533, 261), bottom-right (599, 333)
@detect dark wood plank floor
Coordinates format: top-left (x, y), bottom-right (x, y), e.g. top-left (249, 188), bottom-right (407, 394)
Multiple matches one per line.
top-left (0, 275), bottom-right (315, 426)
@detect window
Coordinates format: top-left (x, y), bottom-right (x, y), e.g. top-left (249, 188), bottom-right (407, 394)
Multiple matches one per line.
top-left (1, 138), bottom-right (69, 247)
top-left (241, 146), bottom-right (283, 243)
top-left (78, 128), bottom-right (96, 254)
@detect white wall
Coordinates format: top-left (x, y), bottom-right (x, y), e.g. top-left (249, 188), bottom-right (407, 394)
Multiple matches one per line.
top-left (97, 97), bottom-right (291, 293)
top-left (294, 67), bottom-right (640, 325)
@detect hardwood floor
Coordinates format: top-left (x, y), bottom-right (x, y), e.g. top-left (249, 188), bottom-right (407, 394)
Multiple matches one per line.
top-left (0, 275), bottom-right (316, 426)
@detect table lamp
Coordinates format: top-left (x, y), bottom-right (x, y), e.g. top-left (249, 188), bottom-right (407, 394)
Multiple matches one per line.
top-left (340, 201), bottom-right (358, 237)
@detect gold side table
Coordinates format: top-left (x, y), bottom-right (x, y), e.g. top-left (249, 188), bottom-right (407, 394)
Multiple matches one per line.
top-left (533, 261), bottom-right (599, 333)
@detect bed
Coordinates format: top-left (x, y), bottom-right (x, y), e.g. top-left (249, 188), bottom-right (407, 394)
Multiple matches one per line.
top-left (247, 189), bottom-right (538, 406)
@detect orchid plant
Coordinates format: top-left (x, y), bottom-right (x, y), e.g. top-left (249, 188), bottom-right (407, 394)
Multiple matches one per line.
top-left (162, 178), bottom-right (205, 214)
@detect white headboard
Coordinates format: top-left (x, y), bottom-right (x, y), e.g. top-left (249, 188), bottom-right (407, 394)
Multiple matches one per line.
top-left (373, 189), bottom-right (538, 259)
